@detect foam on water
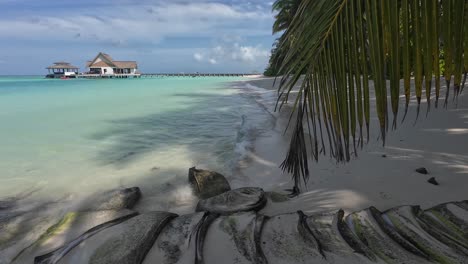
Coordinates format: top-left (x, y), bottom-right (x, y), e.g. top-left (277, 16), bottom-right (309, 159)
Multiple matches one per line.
top-left (231, 82), bottom-right (277, 164)
top-left (0, 76), bottom-right (276, 214)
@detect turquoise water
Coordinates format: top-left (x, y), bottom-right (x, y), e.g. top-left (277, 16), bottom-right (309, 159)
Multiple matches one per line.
top-left (0, 76), bottom-right (274, 212)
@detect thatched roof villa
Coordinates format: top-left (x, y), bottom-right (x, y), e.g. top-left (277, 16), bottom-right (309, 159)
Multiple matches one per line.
top-left (85, 52), bottom-right (139, 77)
top-left (45, 52), bottom-right (140, 79)
top-left (46, 62), bottom-right (79, 78)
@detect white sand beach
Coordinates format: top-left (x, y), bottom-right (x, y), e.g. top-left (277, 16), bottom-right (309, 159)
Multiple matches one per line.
top-left (237, 77), bottom-right (468, 215)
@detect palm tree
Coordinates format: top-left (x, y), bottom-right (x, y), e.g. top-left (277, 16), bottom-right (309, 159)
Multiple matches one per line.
top-left (265, 0), bottom-right (301, 77)
top-left (272, 0), bottom-right (302, 34)
top-left (272, 0), bottom-right (468, 195)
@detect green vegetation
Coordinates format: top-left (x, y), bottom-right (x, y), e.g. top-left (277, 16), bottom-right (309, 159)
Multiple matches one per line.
top-left (264, 0), bottom-right (301, 76)
top-left (270, 0), bottom-right (468, 193)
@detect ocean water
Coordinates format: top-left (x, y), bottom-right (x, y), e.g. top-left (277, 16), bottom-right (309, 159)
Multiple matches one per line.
top-left (0, 76), bottom-right (276, 213)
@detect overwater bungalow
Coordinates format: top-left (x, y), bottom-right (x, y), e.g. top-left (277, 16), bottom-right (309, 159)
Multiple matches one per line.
top-left (46, 62), bottom-right (79, 78)
top-left (82, 52), bottom-right (140, 78)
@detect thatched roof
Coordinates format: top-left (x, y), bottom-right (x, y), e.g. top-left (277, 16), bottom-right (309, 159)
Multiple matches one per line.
top-left (87, 52), bottom-right (137, 69)
top-left (46, 62), bottom-right (79, 69)
top-left (101, 53), bottom-right (114, 62)
top-left (87, 61), bottom-right (111, 67)
top-left (113, 61), bottom-right (137, 68)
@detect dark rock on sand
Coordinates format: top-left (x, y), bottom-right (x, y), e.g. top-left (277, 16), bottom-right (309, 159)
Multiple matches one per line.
top-left (196, 187), bottom-right (266, 215)
top-left (203, 212), bottom-right (268, 264)
top-left (416, 167), bottom-right (429, 174)
top-left (313, 210), bottom-right (376, 261)
top-left (28, 198), bottom-right (468, 264)
top-left (57, 212), bottom-right (177, 264)
top-left (428, 177), bottom-right (439, 185)
top-left (188, 167), bottom-right (231, 199)
top-left (194, 212), bottom-right (219, 263)
top-left (345, 207), bottom-right (429, 263)
top-left (0, 201), bottom-right (63, 264)
top-left (261, 212), bottom-right (327, 264)
top-left (143, 212), bottom-right (218, 264)
top-left (420, 202), bottom-right (468, 253)
top-left (10, 188), bottom-right (141, 263)
top-left (80, 187), bottom-right (142, 211)
top-left (89, 212), bottom-right (177, 264)
top-left (265, 192), bottom-right (289, 203)
top-left (143, 212), bottom-right (205, 264)
top-left (383, 205), bottom-right (465, 262)
top-left (33, 210), bottom-right (138, 264)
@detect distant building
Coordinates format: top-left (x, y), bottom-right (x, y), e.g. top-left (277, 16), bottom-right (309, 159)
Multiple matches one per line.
top-left (46, 62), bottom-right (79, 78)
top-left (85, 52), bottom-right (138, 76)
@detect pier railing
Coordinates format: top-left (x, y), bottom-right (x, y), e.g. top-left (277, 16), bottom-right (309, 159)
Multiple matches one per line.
top-left (77, 73), bottom-right (141, 79)
top-left (140, 73), bottom-right (259, 78)
top-left (75, 73), bottom-right (260, 79)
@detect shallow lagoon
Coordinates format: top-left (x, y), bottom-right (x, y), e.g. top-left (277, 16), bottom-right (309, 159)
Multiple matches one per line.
top-left (0, 76), bottom-right (274, 213)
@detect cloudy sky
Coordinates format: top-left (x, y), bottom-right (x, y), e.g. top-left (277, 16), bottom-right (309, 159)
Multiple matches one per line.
top-left (0, 0), bottom-right (276, 75)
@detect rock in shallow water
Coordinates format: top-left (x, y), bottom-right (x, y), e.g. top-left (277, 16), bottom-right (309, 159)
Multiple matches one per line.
top-left (0, 204), bottom-right (63, 264)
top-left (196, 187), bottom-right (266, 215)
top-left (57, 212), bottom-right (177, 264)
top-left (80, 187), bottom-right (142, 211)
top-left (15, 209), bottom-right (137, 264)
top-left (188, 167), bottom-right (231, 199)
top-left (1, 187), bottom-right (142, 264)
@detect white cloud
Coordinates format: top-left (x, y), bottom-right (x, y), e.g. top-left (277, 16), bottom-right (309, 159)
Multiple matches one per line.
top-left (0, 1), bottom-right (275, 73)
top-left (208, 58), bottom-right (218, 64)
top-left (213, 46), bottom-right (225, 56)
top-left (193, 53), bottom-right (203, 61)
top-left (0, 3), bottom-right (273, 44)
top-left (231, 44), bottom-right (270, 62)
top-left (194, 42), bottom-right (270, 65)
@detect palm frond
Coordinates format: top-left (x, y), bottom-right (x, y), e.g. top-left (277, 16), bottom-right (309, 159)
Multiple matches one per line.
top-left (273, 0), bottom-right (468, 191)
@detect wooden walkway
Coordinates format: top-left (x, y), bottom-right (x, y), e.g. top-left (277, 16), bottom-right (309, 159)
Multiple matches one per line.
top-left (77, 74), bottom-right (141, 79)
top-left (141, 73), bottom-right (258, 78)
top-left (75, 73), bottom-right (258, 79)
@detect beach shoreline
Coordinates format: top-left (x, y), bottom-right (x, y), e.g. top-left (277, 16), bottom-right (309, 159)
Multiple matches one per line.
top-left (2, 76), bottom-right (468, 263)
top-left (3, 75), bottom-right (467, 216)
top-left (236, 76), bottom-right (468, 215)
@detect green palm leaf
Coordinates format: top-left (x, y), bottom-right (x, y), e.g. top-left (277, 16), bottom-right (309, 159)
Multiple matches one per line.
top-left (272, 0), bottom-right (468, 193)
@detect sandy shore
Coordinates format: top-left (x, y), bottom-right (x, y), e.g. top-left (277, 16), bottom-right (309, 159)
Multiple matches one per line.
top-left (237, 77), bottom-right (468, 215)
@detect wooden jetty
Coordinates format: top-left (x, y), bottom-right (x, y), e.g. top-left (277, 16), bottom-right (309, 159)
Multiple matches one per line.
top-left (45, 52), bottom-right (259, 79)
top-left (140, 73), bottom-right (259, 78)
top-left (74, 72), bottom-right (259, 79)
top-left (77, 73), bottom-right (141, 79)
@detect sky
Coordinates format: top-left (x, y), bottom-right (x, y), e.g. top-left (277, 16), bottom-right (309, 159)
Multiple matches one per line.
top-left (0, 0), bottom-right (276, 75)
